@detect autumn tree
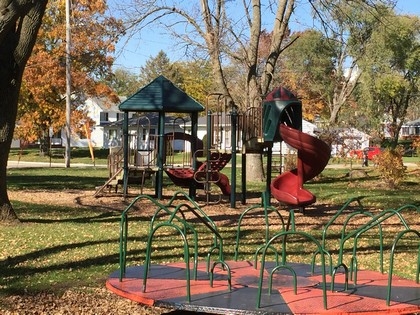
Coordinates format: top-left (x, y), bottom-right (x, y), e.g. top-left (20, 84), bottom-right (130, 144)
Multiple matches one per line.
top-left (171, 60), bottom-right (215, 107)
top-left (0, 0), bottom-right (48, 221)
top-left (1, 0), bottom-right (123, 222)
top-left (15, 0), bottom-right (123, 148)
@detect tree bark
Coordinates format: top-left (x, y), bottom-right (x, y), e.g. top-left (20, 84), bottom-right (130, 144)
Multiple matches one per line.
top-left (0, 0), bottom-right (48, 222)
top-left (246, 153), bottom-right (265, 182)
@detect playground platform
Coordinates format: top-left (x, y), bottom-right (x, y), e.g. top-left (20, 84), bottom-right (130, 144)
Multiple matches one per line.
top-left (106, 260), bottom-right (420, 314)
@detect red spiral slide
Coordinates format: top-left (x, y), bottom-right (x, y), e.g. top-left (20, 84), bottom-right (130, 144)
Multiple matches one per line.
top-left (270, 124), bottom-right (331, 207)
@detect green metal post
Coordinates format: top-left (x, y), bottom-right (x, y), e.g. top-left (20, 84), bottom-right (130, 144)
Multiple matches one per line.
top-left (156, 112), bottom-right (165, 199)
top-left (266, 145), bottom-right (272, 205)
top-left (122, 112), bottom-right (129, 196)
top-left (241, 152), bottom-right (246, 204)
top-left (230, 105), bottom-right (238, 208)
top-left (189, 112), bottom-right (198, 198)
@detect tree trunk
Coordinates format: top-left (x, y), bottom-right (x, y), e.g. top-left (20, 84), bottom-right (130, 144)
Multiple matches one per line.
top-left (246, 153), bottom-right (265, 182)
top-left (0, 0), bottom-right (48, 222)
top-left (0, 34), bottom-right (21, 222)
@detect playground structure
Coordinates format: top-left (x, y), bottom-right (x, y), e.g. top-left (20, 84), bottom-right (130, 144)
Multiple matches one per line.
top-left (95, 77), bottom-right (236, 201)
top-left (96, 77), bottom-right (330, 212)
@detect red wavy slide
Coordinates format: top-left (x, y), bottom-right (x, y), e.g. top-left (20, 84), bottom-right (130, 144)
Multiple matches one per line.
top-left (270, 124), bottom-right (331, 207)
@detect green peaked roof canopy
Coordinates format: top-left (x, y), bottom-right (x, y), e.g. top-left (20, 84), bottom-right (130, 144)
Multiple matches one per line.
top-left (119, 75), bottom-right (204, 113)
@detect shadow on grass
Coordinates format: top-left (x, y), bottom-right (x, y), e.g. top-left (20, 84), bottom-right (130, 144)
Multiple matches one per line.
top-left (7, 173), bottom-right (107, 191)
top-left (13, 201), bottom-right (157, 225)
top-left (20, 211), bottom-right (122, 224)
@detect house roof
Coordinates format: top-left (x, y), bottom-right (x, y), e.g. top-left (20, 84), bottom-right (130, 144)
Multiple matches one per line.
top-left (404, 118), bottom-right (420, 126)
top-left (81, 96), bottom-right (122, 113)
top-left (118, 75), bottom-right (204, 113)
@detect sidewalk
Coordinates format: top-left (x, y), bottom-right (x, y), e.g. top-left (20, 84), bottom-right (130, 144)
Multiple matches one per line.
top-left (7, 160), bottom-right (106, 169)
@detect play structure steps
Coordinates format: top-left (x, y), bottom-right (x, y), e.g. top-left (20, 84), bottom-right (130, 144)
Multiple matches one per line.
top-left (94, 167), bottom-right (123, 196)
top-left (94, 147), bottom-right (124, 196)
top-left (95, 141), bottom-right (161, 196)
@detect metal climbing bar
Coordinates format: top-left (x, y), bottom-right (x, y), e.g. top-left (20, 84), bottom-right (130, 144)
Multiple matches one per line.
top-left (331, 205), bottom-right (416, 292)
top-left (119, 190), bottom-right (233, 302)
top-left (234, 191), bottom-right (286, 261)
top-left (256, 230), bottom-right (329, 310)
top-left (119, 194), bottom-right (172, 280)
top-left (142, 222), bottom-right (192, 302)
top-left (386, 229), bottom-right (420, 306)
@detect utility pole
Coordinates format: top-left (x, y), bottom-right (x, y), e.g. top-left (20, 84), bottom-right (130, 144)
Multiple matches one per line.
top-left (65, 0), bottom-right (71, 167)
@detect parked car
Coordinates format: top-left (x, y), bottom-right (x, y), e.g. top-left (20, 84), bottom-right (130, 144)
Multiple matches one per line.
top-left (349, 146), bottom-right (382, 160)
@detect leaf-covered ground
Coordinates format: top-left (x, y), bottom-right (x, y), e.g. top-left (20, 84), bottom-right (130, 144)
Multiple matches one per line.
top-left (0, 287), bottom-right (167, 315)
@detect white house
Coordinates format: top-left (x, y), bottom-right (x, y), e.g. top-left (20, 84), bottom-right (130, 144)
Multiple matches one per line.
top-left (74, 97), bottom-right (192, 150)
top-left (401, 118), bottom-right (420, 137)
top-left (74, 96), bottom-right (127, 148)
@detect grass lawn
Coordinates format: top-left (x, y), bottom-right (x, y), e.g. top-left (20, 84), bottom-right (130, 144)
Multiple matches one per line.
top-left (1, 154), bottom-right (419, 313)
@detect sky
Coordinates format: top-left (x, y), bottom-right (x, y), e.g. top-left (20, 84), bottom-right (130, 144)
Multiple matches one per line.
top-left (111, 0), bottom-right (420, 73)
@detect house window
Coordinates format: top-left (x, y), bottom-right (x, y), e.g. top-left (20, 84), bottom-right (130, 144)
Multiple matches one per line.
top-left (109, 129), bottom-right (117, 139)
top-left (100, 112), bottom-right (109, 122)
top-left (50, 131), bottom-right (63, 146)
top-left (108, 129), bottom-right (119, 147)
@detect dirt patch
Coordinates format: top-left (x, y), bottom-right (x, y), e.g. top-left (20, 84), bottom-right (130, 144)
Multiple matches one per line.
top-left (0, 287), bottom-right (168, 315)
top-left (8, 188), bottom-right (272, 218)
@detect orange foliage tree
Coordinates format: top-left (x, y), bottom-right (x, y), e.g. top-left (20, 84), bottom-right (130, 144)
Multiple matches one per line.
top-left (15, 0), bottom-right (123, 145)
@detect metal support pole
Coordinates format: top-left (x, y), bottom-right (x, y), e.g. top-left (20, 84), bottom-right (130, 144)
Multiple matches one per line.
top-left (122, 112), bottom-right (129, 196)
top-left (230, 105), bottom-right (238, 208)
top-left (205, 110), bottom-right (212, 204)
top-left (156, 112), bottom-right (165, 199)
top-left (266, 145), bottom-right (272, 206)
top-left (65, 0), bottom-right (71, 168)
top-left (189, 112), bottom-right (198, 198)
